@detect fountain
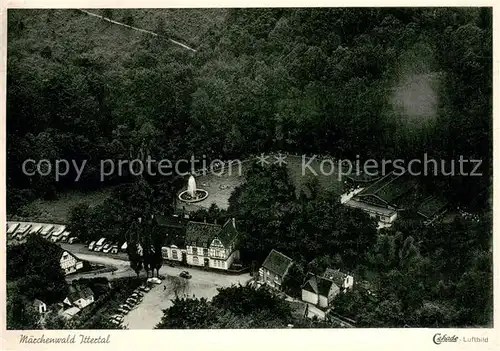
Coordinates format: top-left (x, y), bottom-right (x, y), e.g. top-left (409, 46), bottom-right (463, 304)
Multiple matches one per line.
top-left (178, 174), bottom-right (209, 203)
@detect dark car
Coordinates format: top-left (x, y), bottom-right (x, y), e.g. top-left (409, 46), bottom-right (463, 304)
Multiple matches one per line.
top-left (179, 271), bottom-right (191, 279)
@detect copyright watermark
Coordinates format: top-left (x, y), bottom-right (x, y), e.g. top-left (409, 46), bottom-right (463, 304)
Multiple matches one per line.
top-left (20, 153), bottom-right (483, 182)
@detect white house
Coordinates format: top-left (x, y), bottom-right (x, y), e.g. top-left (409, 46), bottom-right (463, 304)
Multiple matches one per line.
top-left (301, 273), bottom-right (339, 308)
top-left (64, 286), bottom-right (94, 309)
top-left (59, 250), bottom-right (84, 275)
top-left (322, 268), bottom-right (354, 292)
top-left (160, 216), bottom-right (240, 271)
top-left (60, 307), bottom-right (81, 320)
top-left (32, 299), bottom-right (47, 314)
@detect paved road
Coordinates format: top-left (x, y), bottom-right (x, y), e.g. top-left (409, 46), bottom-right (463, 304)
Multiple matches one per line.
top-left (61, 242), bottom-right (252, 329)
top-left (123, 268), bottom-right (252, 329)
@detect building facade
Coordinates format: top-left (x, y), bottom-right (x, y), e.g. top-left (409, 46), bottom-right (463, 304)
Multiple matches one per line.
top-left (301, 273), bottom-right (340, 309)
top-left (161, 217), bottom-right (240, 271)
top-left (59, 251), bottom-right (84, 275)
top-left (64, 286), bottom-right (94, 309)
top-left (259, 249), bottom-right (294, 290)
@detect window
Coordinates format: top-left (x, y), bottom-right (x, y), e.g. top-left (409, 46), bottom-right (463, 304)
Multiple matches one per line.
top-left (172, 250), bottom-right (178, 260)
top-left (203, 248), bottom-right (208, 256)
top-left (192, 247), bottom-right (198, 255)
top-left (193, 256), bottom-right (199, 264)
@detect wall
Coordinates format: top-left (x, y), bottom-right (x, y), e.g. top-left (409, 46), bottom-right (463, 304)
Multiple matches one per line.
top-left (302, 289), bottom-right (318, 305)
top-left (318, 294), bottom-right (329, 308)
top-left (259, 268), bottom-right (282, 289)
top-left (162, 246), bottom-right (183, 261)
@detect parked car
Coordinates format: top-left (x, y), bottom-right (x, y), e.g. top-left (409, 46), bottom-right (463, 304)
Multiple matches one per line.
top-left (110, 245), bottom-right (119, 254)
top-left (68, 237), bottom-right (79, 244)
top-left (7, 223), bottom-right (20, 234)
top-left (51, 225), bottom-right (66, 237)
top-left (147, 277), bottom-right (162, 285)
top-left (96, 237), bottom-right (106, 247)
top-left (126, 297), bottom-right (138, 305)
top-left (139, 286), bottom-right (151, 293)
top-left (131, 292), bottom-right (143, 298)
top-left (29, 224), bottom-right (43, 235)
top-left (109, 314), bottom-right (124, 322)
top-left (179, 271), bottom-right (192, 279)
top-left (94, 245), bottom-right (104, 252)
top-left (60, 231), bottom-right (71, 242)
top-left (40, 225), bottom-right (54, 238)
top-left (50, 233), bottom-right (63, 242)
top-left (16, 223), bottom-right (32, 235)
top-left (117, 307), bottom-right (129, 314)
top-left (119, 304), bottom-right (131, 311)
top-left (103, 245), bottom-right (112, 253)
top-left (88, 241), bottom-right (96, 250)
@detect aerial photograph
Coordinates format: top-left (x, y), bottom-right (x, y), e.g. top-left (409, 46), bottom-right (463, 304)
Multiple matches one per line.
top-left (5, 8), bottom-right (492, 330)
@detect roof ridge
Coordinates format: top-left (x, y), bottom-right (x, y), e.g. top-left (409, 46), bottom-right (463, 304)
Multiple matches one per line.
top-left (188, 220), bottom-right (221, 227)
top-left (270, 248), bottom-right (293, 262)
top-left (362, 170), bottom-right (404, 195)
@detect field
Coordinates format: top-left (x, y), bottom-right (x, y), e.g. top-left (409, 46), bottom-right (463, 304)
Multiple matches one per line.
top-left (177, 154), bottom-right (347, 212)
top-left (16, 155), bottom-right (347, 222)
top-left (16, 188), bottom-right (113, 223)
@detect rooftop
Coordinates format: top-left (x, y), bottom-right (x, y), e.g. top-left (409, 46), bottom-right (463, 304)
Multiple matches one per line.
top-left (417, 195), bottom-right (448, 219)
top-left (261, 249), bottom-right (294, 277)
top-left (345, 199), bottom-right (397, 216)
top-left (323, 268), bottom-right (347, 287)
top-left (185, 221), bottom-right (222, 248)
top-left (355, 171), bottom-right (417, 207)
top-left (302, 273), bottom-right (339, 296)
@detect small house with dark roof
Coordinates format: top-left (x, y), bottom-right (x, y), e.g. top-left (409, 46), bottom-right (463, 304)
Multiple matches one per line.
top-left (323, 268), bottom-right (354, 292)
top-left (160, 216), bottom-right (240, 270)
top-left (32, 299), bottom-right (47, 314)
top-left (259, 249), bottom-right (294, 290)
top-left (63, 285), bottom-right (94, 309)
top-left (301, 273), bottom-right (339, 308)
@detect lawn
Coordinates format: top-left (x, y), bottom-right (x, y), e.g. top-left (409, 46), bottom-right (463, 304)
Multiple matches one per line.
top-left (18, 188), bottom-right (113, 223)
top-left (176, 154), bottom-right (346, 212)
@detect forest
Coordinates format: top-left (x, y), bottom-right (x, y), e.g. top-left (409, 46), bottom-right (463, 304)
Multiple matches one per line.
top-left (8, 8), bottom-right (492, 211)
top-left (6, 8), bottom-right (493, 328)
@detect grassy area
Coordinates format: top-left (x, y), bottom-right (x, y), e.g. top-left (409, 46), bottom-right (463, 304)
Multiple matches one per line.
top-left (16, 188), bottom-right (112, 223)
top-left (177, 155), bottom-right (346, 212)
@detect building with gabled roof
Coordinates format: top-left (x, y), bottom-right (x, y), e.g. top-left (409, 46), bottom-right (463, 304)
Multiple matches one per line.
top-left (344, 171), bottom-right (418, 227)
top-left (59, 250), bottom-right (84, 275)
top-left (160, 216), bottom-right (240, 270)
top-left (259, 249), bottom-right (294, 290)
top-left (32, 299), bottom-right (47, 314)
top-left (301, 273), bottom-right (339, 308)
top-left (322, 268), bottom-right (354, 292)
top-left (63, 284), bottom-right (94, 309)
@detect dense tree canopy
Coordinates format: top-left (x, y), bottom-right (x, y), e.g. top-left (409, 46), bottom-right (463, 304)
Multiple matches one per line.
top-left (6, 8), bottom-right (492, 329)
top-left (7, 8), bottom-right (491, 212)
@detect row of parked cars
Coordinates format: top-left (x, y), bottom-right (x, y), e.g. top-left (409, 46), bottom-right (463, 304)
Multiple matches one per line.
top-left (87, 237), bottom-right (124, 254)
top-left (6, 222), bottom-right (79, 244)
top-left (108, 284), bottom-right (153, 326)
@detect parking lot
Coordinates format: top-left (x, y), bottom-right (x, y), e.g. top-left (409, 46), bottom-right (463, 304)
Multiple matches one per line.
top-left (123, 268), bottom-right (251, 329)
top-left (7, 220), bottom-right (252, 329)
top-left (6, 221), bottom-right (69, 245)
